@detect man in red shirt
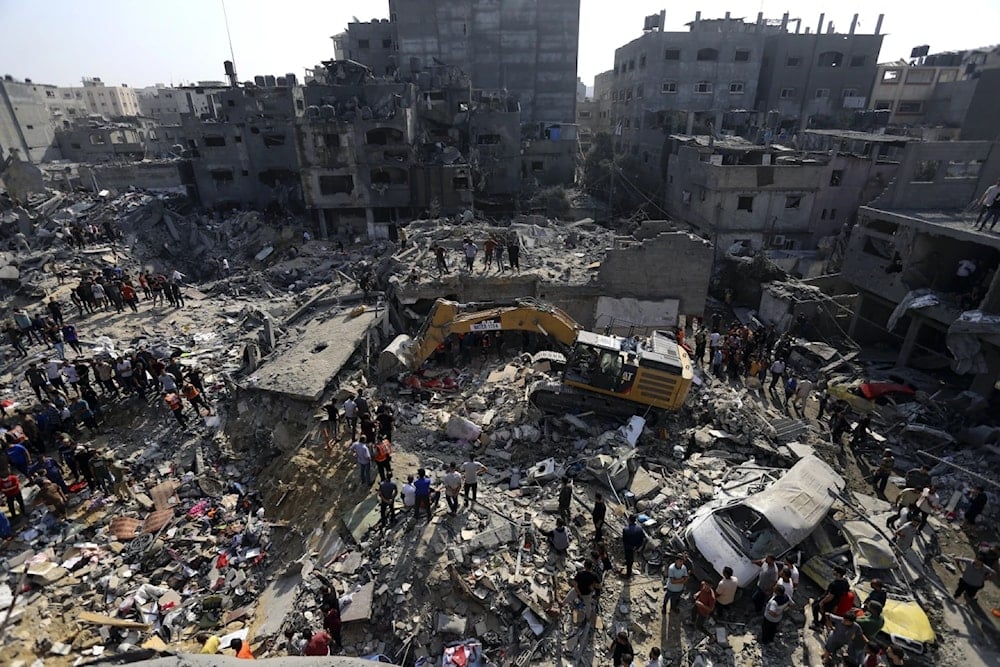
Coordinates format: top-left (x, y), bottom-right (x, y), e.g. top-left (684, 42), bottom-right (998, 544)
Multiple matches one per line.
top-left (692, 579), bottom-right (716, 631)
top-left (303, 630), bottom-right (332, 656)
top-left (1, 473), bottom-right (26, 518)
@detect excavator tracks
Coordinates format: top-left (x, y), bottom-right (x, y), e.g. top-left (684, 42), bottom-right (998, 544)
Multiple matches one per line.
top-left (527, 380), bottom-right (658, 423)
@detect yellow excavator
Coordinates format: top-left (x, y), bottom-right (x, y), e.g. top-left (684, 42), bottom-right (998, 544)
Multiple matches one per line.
top-left (380, 298), bottom-right (693, 417)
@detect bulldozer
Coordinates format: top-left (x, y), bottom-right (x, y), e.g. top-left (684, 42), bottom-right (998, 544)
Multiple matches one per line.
top-left (380, 298), bottom-right (693, 418)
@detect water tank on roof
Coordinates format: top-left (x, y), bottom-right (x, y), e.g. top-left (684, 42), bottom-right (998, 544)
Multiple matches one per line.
top-left (264, 75), bottom-right (276, 87)
top-left (320, 105), bottom-right (336, 118)
top-left (254, 75), bottom-right (266, 87)
top-left (277, 77), bottom-right (287, 86)
top-left (285, 73), bottom-right (297, 86)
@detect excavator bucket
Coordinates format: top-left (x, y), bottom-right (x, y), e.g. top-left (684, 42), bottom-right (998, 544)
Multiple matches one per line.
top-left (379, 334), bottom-right (414, 380)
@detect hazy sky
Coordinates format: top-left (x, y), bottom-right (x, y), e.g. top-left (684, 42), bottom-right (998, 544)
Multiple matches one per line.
top-left (1, 1), bottom-right (997, 88)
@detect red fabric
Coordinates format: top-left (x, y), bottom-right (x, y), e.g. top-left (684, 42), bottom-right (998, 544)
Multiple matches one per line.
top-left (450, 644), bottom-right (468, 667)
top-left (834, 590), bottom-right (856, 617)
top-left (303, 632), bottom-right (331, 656)
top-left (1, 475), bottom-right (20, 498)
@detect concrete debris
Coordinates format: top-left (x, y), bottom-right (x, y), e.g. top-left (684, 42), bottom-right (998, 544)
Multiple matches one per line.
top-left (0, 181), bottom-right (995, 667)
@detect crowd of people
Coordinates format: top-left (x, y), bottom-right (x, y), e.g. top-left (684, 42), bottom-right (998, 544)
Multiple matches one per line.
top-left (431, 232), bottom-right (524, 277)
top-left (0, 266), bottom-right (214, 536)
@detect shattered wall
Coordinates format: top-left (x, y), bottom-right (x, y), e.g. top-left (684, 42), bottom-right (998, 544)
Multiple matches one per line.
top-left (78, 161), bottom-right (192, 194)
top-left (596, 231), bottom-right (713, 318)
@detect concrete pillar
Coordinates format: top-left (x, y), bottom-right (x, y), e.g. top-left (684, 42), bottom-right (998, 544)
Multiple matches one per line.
top-left (848, 293), bottom-right (864, 339)
top-left (896, 316), bottom-right (922, 367)
top-left (318, 209), bottom-right (329, 240)
top-left (714, 111), bottom-right (724, 134)
top-left (816, 14), bottom-right (825, 36)
top-left (979, 267), bottom-right (1000, 314)
top-left (685, 111), bottom-right (695, 135)
top-left (969, 346), bottom-right (1000, 397)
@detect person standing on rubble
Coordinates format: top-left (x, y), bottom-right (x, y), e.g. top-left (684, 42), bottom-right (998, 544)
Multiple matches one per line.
top-left (375, 403), bottom-right (395, 440)
top-left (1, 471), bottom-right (26, 519)
top-left (34, 476), bottom-right (67, 518)
top-left (622, 515), bottom-right (646, 577)
top-left (372, 437), bottom-right (392, 482)
top-left (483, 235), bottom-right (498, 272)
top-left (433, 244), bottom-right (449, 276)
top-left (462, 238), bottom-right (478, 271)
top-left (693, 326), bottom-right (707, 366)
top-left (443, 463), bottom-right (462, 516)
top-left (377, 473), bottom-right (398, 528)
top-left (663, 553), bottom-right (690, 614)
top-left (592, 493), bottom-right (607, 542)
top-left (751, 553), bottom-right (781, 612)
top-left (914, 485), bottom-right (940, 533)
top-left (558, 477), bottom-right (573, 524)
top-left (812, 565), bottom-right (849, 628)
top-left (961, 486), bottom-right (988, 532)
top-left (714, 566), bottom-right (738, 619)
top-left (690, 580), bottom-right (716, 632)
top-left (871, 449), bottom-right (895, 496)
top-left (849, 414), bottom-right (872, 450)
top-left (952, 555), bottom-right (995, 601)
top-left (460, 456), bottom-right (487, 508)
top-left (163, 390), bottom-right (188, 428)
top-left (413, 468), bottom-right (435, 522)
top-left (343, 395), bottom-right (358, 440)
top-left (47, 297), bottom-right (64, 327)
top-left (760, 584), bottom-right (792, 644)
top-left (506, 233), bottom-right (521, 271)
top-left (349, 435), bottom-right (373, 487)
top-left (768, 357), bottom-right (786, 394)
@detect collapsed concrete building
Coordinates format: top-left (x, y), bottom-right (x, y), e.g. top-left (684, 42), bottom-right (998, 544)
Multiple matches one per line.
top-left (838, 139), bottom-right (1000, 395)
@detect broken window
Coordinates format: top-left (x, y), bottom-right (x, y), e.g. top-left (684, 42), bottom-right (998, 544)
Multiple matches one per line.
top-left (382, 38), bottom-right (392, 48)
top-left (697, 48), bottom-right (718, 62)
top-left (830, 208), bottom-right (838, 219)
top-left (897, 101), bottom-right (923, 114)
top-left (737, 195), bottom-right (754, 212)
top-left (821, 209), bottom-right (827, 219)
top-left (850, 55), bottom-right (867, 67)
top-left (636, 84), bottom-right (644, 99)
top-left (628, 58), bottom-right (635, 71)
top-left (911, 160), bottom-right (939, 183)
top-left (945, 160), bottom-right (983, 179)
top-left (263, 133), bottom-right (286, 147)
top-left (370, 167), bottom-right (407, 185)
top-left (234, 135), bottom-right (242, 143)
top-left (319, 174), bottom-right (354, 195)
top-left (324, 133), bottom-right (341, 147)
top-left (694, 81), bottom-right (712, 94)
top-left (842, 88), bottom-right (859, 98)
top-left (785, 195), bottom-right (802, 209)
top-left (366, 127), bottom-right (404, 145)
top-left (780, 88), bottom-right (795, 99)
top-left (358, 39), bottom-right (370, 49)
top-left (452, 175), bottom-right (470, 189)
top-left (210, 169), bottom-right (234, 183)
top-left (90, 134), bottom-right (106, 145)
top-left (735, 49), bottom-right (751, 62)
top-left (70, 142), bottom-right (81, 150)
top-left (729, 81), bottom-right (744, 94)
top-left (578, 111), bottom-right (592, 119)
top-left (661, 81), bottom-right (677, 94)
top-left (830, 170), bottom-right (844, 186)
top-left (815, 88), bottom-right (830, 98)
top-left (882, 69), bottom-right (901, 83)
top-left (874, 100), bottom-right (892, 110)
top-left (786, 56), bottom-right (801, 67)
top-left (664, 48), bottom-right (680, 61)
top-left (817, 51), bottom-right (844, 68)
top-left (531, 160), bottom-right (544, 173)
top-left (639, 54), bottom-right (647, 68)
top-left (203, 135), bottom-right (226, 147)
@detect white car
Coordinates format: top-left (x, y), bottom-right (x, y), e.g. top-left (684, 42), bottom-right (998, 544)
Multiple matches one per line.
top-left (681, 456), bottom-right (846, 587)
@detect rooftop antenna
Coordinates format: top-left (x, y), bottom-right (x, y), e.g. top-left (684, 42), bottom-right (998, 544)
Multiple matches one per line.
top-left (221, 0), bottom-right (238, 82)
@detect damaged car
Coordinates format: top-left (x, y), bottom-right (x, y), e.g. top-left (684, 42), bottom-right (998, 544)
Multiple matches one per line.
top-left (802, 513), bottom-right (936, 656)
top-left (681, 456), bottom-right (846, 587)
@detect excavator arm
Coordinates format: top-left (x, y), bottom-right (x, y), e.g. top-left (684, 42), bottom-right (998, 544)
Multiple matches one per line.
top-left (379, 298), bottom-right (581, 378)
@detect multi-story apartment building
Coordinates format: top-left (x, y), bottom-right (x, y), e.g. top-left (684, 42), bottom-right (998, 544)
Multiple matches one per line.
top-left (608, 11), bottom-right (884, 193)
top-left (77, 77), bottom-right (140, 117)
top-left (839, 140), bottom-right (1000, 396)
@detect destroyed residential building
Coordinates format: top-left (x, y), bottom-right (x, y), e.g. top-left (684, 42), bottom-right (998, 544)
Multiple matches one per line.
top-left (840, 139), bottom-right (1000, 395)
top-left (664, 130), bottom-right (910, 257)
top-left (608, 11), bottom-right (885, 192)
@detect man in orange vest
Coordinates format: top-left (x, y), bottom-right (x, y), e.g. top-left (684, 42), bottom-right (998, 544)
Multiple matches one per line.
top-left (373, 437), bottom-right (393, 482)
top-left (229, 637), bottom-right (254, 659)
top-left (164, 391), bottom-right (188, 427)
top-left (182, 381), bottom-right (213, 416)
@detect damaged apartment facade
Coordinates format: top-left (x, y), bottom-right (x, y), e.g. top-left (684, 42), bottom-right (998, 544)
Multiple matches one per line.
top-left (664, 129), bottom-right (910, 260)
top-left (609, 11), bottom-right (884, 195)
top-left (840, 140), bottom-right (1000, 395)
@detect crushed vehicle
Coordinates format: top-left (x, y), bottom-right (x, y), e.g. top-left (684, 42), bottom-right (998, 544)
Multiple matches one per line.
top-left (802, 511), bottom-right (936, 656)
top-left (681, 456), bottom-right (846, 587)
top-left (827, 379), bottom-right (916, 414)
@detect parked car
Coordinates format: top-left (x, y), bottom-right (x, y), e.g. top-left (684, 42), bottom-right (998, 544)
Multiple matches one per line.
top-left (681, 456), bottom-right (846, 587)
top-left (801, 514), bottom-right (936, 656)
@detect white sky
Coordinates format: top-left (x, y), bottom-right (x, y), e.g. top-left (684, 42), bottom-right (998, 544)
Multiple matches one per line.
top-left (0, 1), bottom-right (996, 88)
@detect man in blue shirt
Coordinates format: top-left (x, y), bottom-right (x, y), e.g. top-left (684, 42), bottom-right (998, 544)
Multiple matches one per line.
top-left (5, 443), bottom-right (31, 477)
top-left (413, 468), bottom-right (434, 522)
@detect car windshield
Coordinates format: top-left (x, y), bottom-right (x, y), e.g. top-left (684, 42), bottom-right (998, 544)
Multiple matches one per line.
top-left (715, 504), bottom-right (792, 560)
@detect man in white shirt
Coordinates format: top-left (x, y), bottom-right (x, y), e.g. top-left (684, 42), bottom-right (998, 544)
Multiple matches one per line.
top-left (662, 554), bottom-right (689, 614)
top-left (715, 566), bottom-right (739, 619)
top-left (443, 463), bottom-right (463, 516)
top-left (916, 485), bottom-right (940, 532)
top-left (768, 359), bottom-right (786, 392)
top-left (401, 475), bottom-right (416, 513)
top-left (349, 436), bottom-right (372, 486)
top-left (460, 457), bottom-right (487, 507)
top-left (975, 178), bottom-right (1000, 230)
